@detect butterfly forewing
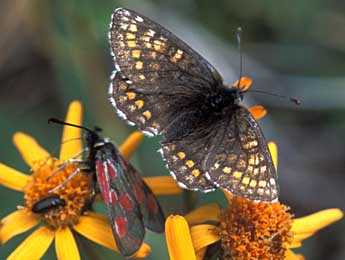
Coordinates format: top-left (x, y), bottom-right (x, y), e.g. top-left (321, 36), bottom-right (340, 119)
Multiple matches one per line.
top-left (95, 143), bottom-right (145, 257)
top-left (205, 107), bottom-right (278, 201)
top-left (109, 8), bottom-right (222, 135)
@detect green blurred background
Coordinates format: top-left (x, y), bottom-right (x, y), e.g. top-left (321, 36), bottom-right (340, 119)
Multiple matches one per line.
top-left (1, 0), bottom-right (344, 259)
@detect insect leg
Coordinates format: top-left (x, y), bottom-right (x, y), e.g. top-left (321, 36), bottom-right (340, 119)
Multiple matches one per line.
top-left (46, 148), bottom-right (89, 181)
top-left (48, 167), bottom-right (91, 193)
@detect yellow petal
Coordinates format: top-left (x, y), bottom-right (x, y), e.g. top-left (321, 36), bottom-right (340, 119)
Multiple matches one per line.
top-left (165, 215), bottom-right (196, 260)
top-left (185, 204), bottom-right (221, 225)
top-left (0, 163), bottom-right (31, 191)
top-left (248, 105), bottom-right (267, 120)
top-left (55, 227), bottom-right (80, 260)
top-left (285, 249), bottom-right (305, 260)
top-left (60, 101), bottom-right (83, 161)
top-left (190, 224), bottom-right (220, 252)
top-left (119, 131), bottom-right (144, 160)
top-left (292, 232), bottom-right (315, 243)
top-left (144, 176), bottom-right (182, 195)
top-left (0, 209), bottom-right (40, 244)
top-left (7, 225), bottom-right (55, 260)
top-left (288, 241), bottom-right (302, 248)
top-left (268, 141), bottom-right (278, 172)
top-left (73, 212), bottom-right (151, 258)
top-left (13, 132), bottom-right (50, 168)
top-left (291, 208), bottom-right (343, 235)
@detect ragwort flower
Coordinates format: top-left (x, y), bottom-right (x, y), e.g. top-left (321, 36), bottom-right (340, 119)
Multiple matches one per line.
top-left (165, 142), bottom-right (343, 260)
top-left (0, 100), bottom-right (182, 260)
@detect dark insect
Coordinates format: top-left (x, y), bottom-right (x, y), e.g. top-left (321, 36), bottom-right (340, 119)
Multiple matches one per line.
top-left (32, 195), bottom-right (66, 213)
top-left (48, 119), bottom-right (165, 257)
top-left (108, 8), bottom-right (279, 202)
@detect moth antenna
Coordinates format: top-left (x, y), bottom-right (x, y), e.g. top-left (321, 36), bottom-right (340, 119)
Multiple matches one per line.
top-left (48, 118), bottom-right (101, 133)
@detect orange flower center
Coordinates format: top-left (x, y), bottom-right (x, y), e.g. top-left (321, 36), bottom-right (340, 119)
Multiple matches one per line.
top-left (24, 158), bottom-right (94, 229)
top-left (219, 197), bottom-right (293, 260)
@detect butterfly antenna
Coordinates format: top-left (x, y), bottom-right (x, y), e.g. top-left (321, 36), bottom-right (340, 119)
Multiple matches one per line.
top-left (236, 27), bottom-right (243, 88)
top-left (48, 118), bottom-right (100, 133)
top-left (246, 89), bottom-right (301, 105)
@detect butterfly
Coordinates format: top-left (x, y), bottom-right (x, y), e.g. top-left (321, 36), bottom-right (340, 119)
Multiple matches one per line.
top-left (108, 8), bottom-right (279, 202)
top-left (48, 119), bottom-right (165, 257)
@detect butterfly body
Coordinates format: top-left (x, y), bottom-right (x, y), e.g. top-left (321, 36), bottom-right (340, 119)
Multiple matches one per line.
top-left (108, 8), bottom-right (279, 202)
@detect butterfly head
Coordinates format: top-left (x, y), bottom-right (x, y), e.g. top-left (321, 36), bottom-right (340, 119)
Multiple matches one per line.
top-left (229, 86), bottom-right (244, 105)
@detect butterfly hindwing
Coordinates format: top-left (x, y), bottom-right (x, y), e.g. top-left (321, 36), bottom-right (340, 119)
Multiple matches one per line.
top-left (109, 8), bottom-right (222, 136)
top-left (205, 107), bottom-right (278, 201)
top-left (95, 144), bottom-right (145, 257)
top-left (160, 111), bottom-right (222, 192)
top-left (123, 158), bottom-right (165, 233)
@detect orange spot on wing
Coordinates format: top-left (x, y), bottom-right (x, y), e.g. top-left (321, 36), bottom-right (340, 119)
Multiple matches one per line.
top-left (248, 106), bottom-right (267, 120)
top-left (233, 77), bottom-right (252, 91)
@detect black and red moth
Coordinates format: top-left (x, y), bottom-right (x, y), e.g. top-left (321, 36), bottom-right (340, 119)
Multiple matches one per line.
top-left (49, 119), bottom-right (165, 257)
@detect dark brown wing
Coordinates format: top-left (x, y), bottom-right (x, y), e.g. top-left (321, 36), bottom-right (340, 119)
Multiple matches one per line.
top-left (160, 110), bottom-right (222, 192)
top-left (108, 8), bottom-right (222, 136)
top-left (205, 107), bottom-right (279, 201)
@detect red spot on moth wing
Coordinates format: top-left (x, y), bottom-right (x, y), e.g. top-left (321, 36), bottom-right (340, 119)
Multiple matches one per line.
top-left (96, 161), bottom-right (111, 203)
top-left (119, 193), bottom-right (134, 211)
top-left (106, 161), bottom-right (117, 179)
top-left (134, 179), bottom-right (145, 203)
top-left (147, 193), bottom-right (158, 214)
top-left (115, 217), bottom-right (128, 238)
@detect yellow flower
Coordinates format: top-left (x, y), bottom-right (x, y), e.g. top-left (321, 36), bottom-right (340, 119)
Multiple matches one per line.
top-left (0, 100), bottom-right (182, 260)
top-left (165, 142), bottom-right (343, 260)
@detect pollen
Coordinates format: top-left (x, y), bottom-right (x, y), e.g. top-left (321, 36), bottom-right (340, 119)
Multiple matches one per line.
top-left (218, 197), bottom-right (293, 260)
top-left (24, 158), bottom-right (93, 229)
